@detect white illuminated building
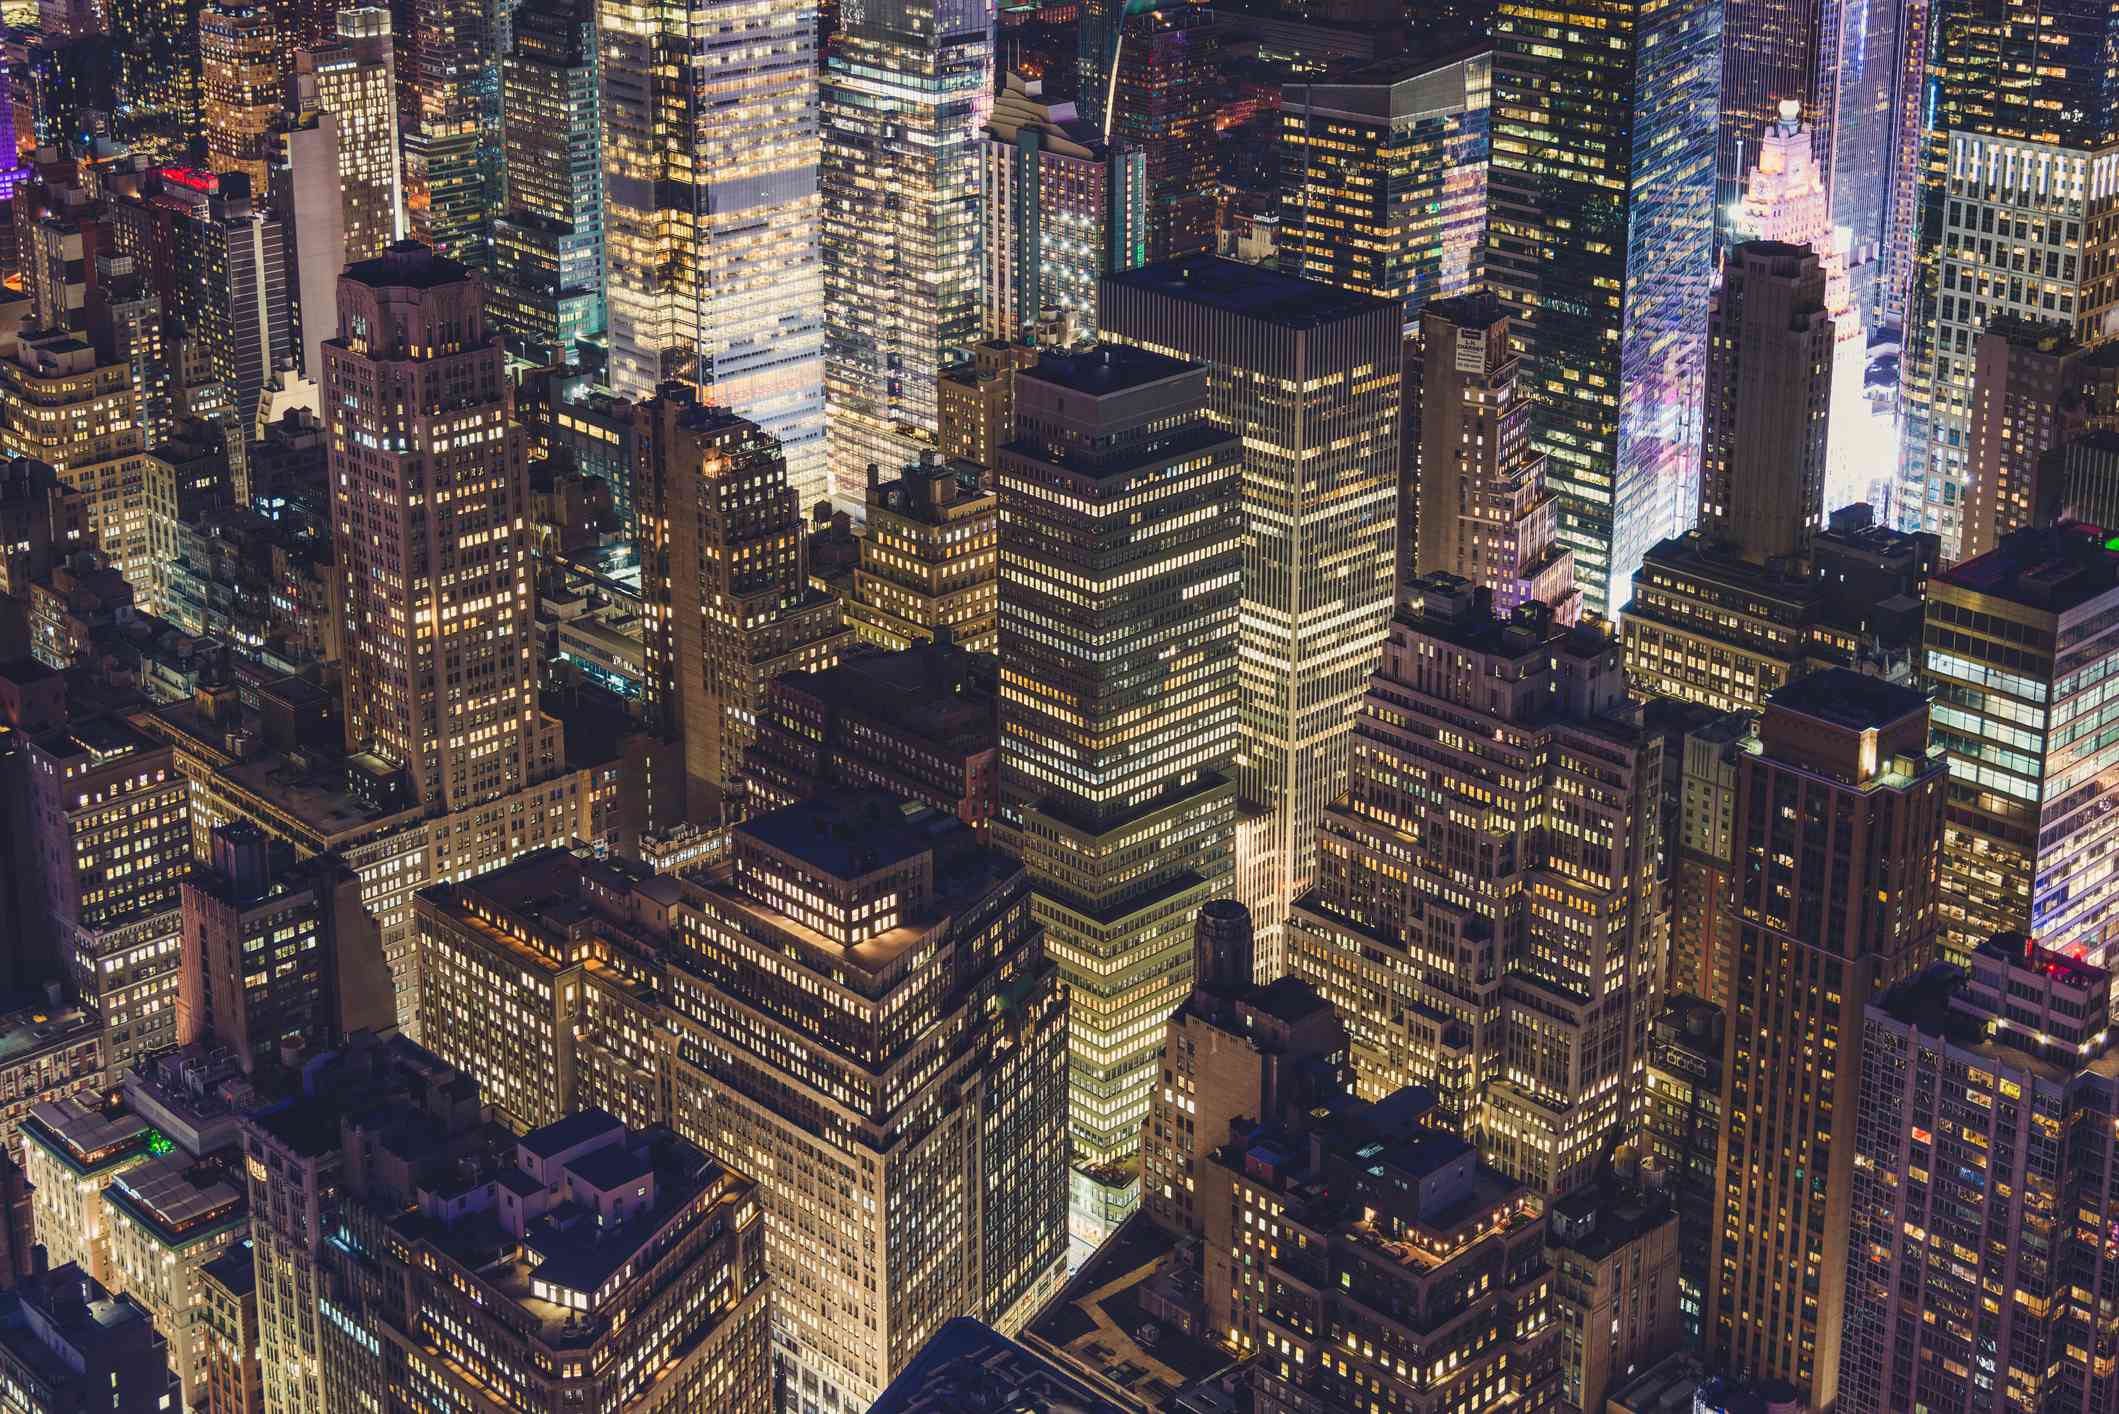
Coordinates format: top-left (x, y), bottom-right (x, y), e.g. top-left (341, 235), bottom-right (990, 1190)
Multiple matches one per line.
top-left (1737, 100), bottom-right (1892, 514)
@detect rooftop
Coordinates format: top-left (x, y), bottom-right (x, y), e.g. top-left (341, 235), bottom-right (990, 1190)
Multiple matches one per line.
top-left (343, 241), bottom-right (473, 291)
top-left (873, 1318), bottom-right (1134, 1414)
top-left (0, 997), bottom-right (99, 1067)
top-left (1939, 522), bottom-right (2119, 613)
top-left (1023, 343), bottom-right (1201, 397)
top-left (30, 715), bottom-right (160, 766)
top-left (1765, 667), bottom-right (1928, 734)
top-left (739, 793), bottom-right (937, 881)
top-left (1104, 256), bottom-right (1397, 327)
top-left (1875, 962), bottom-right (2119, 1085)
top-left (200, 1240), bottom-right (256, 1297)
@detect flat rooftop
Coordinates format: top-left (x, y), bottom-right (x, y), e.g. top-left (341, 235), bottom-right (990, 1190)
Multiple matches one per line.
top-left (873, 1318), bottom-right (1134, 1414)
top-left (739, 793), bottom-right (936, 881)
top-left (1939, 522), bottom-right (2119, 613)
top-left (1022, 344), bottom-right (1200, 397)
top-left (343, 242), bottom-right (472, 290)
top-left (1103, 256), bottom-right (1397, 327)
top-left (1766, 667), bottom-right (1927, 733)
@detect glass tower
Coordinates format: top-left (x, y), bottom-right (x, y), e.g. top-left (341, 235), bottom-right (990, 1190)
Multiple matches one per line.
top-left (1487, 0), bottom-right (1721, 619)
top-left (490, 0), bottom-right (603, 363)
top-left (1278, 51), bottom-right (1491, 318)
top-left (599, 0), bottom-right (828, 512)
top-left (820, 0), bottom-right (993, 508)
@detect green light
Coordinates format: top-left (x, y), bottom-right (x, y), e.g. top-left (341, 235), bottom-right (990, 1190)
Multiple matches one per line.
top-left (2104, 535), bottom-right (2119, 552)
top-left (144, 1129), bottom-right (173, 1157)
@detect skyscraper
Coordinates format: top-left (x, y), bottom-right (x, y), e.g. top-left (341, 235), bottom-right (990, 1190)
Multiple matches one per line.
top-left (1279, 51), bottom-right (1491, 314)
top-left (0, 330), bottom-right (150, 587)
top-left (1817, 0), bottom-right (1931, 329)
top-left (1411, 292), bottom-right (1577, 617)
top-left (1698, 241), bottom-right (1834, 563)
top-left (1897, 0), bottom-right (2119, 554)
top-left (1718, 0), bottom-right (1831, 219)
top-left (489, 0), bottom-right (602, 363)
top-left (1289, 579), bottom-right (1665, 1197)
top-left (981, 73), bottom-right (1145, 343)
top-left (1844, 938), bottom-right (2119, 1414)
top-left (1960, 317), bottom-right (2094, 560)
top-left (1709, 670), bottom-right (1945, 1405)
top-left (0, 1264), bottom-right (178, 1412)
top-left (1487, 0), bottom-right (1721, 616)
top-left (995, 344), bottom-right (1241, 1232)
top-left (631, 392), bottom-right (849, 822)
top-left (1079, 0), bottom-right (1216, 262)
top-left (600, 0), bottom-right (827, 510)
top-left (1924, 526), bottom-right (2119, 965)
top-left (820, 0), bottom-right (993, 505)
top-left (666, 793), bottom-right (1070, 1411)
top-left (1735, 99), bottom-right (1879, 513)
top-left (400, 0), bottom-right (497, 267)
top-left (844, 453), bottom-right (998, 653)
top-left (327, 243), bottom-right (542, 813)
top-left (1101, 259), bottom-right (1401, 973)
top-left (294, 8), bottom-right (404, 264)
top-left (198, 0), bottom-right (279, 190)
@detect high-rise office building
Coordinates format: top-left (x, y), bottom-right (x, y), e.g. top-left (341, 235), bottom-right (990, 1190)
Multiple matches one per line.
top-left (600, 0), bottom-right (827, 509)
top-left (198, 0), bottom-right (279, 191)
top-left (1818, 0), bottom-right (1930, 329)
top-left (26, 731), bottom-right (185, 1072)
top-left (1843, 937), bottom-right (2119, 1414)
top-left (1959, 317), bottom-right (2094, 560)
top-left (995, 345), bottom-right (1242, 1212)
top-left (84, 259), bottom-right (175, 457)
top-left (1101, 259), bottom-right (1401, 973)
top-left (490, 0), bottom-right (602, 364)
top-left (1735, 100), bottom-right (1879, 513)
top-left (1488, 0), bottom-right (1720, 616)
top-left (1709, 670), bottom-right (1945, 1406)
top-left (294, 8), bottom-right (404, 265)
top-left (981, 73), bottom-right (1145, 343)
top-left (1080, 0), bottom-right (1216, 262)
top-left (176, 177), bottom-right (291, 458)
top-left (275, 114), bottom-right (347, 384)
top-left (1411, 292), bottom-right (1577, 616)
top-left (1279, 51), bottom-right (1491, 314)
top-left (844, 453), bottom-right (997, 653)
top-left (176, 820), bottom-right (391, 1075)
top-left (327, 243), bottom-right (545, 814)
top-left (1717, 0), bottom-right (1831, 219)
top-left (1898, 0), bottom-right (2119, 554)
top-left (1547, 1186), bottom-right (1682, 1412)
top-left (631, 392), bottom-right (849, 821)
top-left (820, 0), bottom-right (992, 506)
top-left (400, 0), bottom-right (497, 267)
top-left (109, 0), bottom-right (202, 162)
top-left (20, 1100), bottom-right (153, 1287)
top-left (1668, 713), bottom-right (1747, 1005)
top-left (1904, 135), bottom-right (2119, 559)
top-left (1289, 578), bottom-right (1665, 1197)
top-left (196, 1244), bottom-right (262, 1414)
top-left (0, 329), bottom-right (150, 587)
top-left (1698, 241), bottom-right (1834, 563)
top-left (666, 794), bottom-right (1070, 1412)
top-left (1925, 526), bottom-right (2119, 964)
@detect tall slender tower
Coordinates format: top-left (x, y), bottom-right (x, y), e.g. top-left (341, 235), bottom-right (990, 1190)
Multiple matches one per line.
top-left (820, 0), bottom-right (993, 505)
top-left (995, 344), bottom-right (1242, 1248)
top-left (401, 0), bottom-right (497, 267)
top-left (198, 0), bottom-right (280, 190)
top-left (1735, 99), bottom-right (1878, 513)
top-left (490, 0), bottom-right (602, 362)
top-left (1698, 241), bottom-right (1834, 563)
top-left (601, 0), bottom-right (827, 510)
top-left (1709, 670), bottom-right (1945, 1405)
top-left (1100, 259), bottom-right (1401, 976)
top-left (295, 8), bottom-right (404, 263)
top-left (326, 242), bottom-right (538, 812)
top-left (1096, 0), bottom-right (1216, 262)
top-left (1487, 0), bottom-right (1721, 616)
top-left (1816, 0), bottom-right (1931, 330)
